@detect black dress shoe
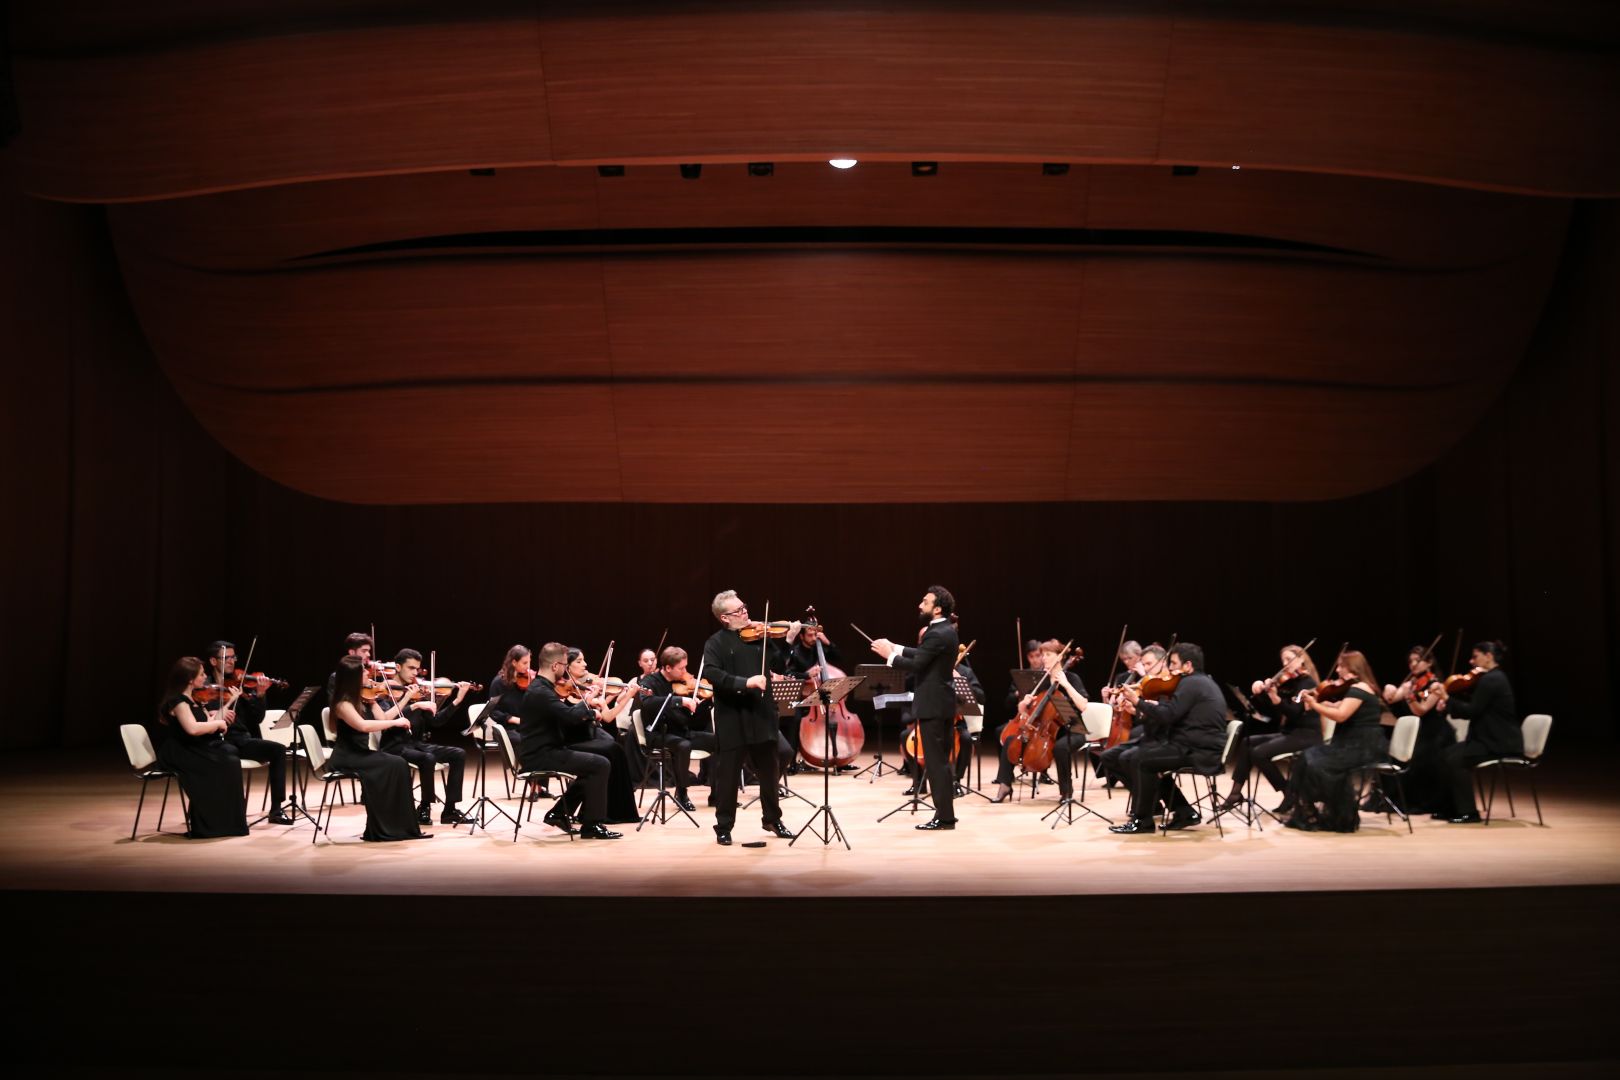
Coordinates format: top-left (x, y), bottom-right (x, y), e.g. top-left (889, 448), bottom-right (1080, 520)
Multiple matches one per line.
top-left (1163, 810), bottom-right (1202, 831)
top-left (416, 804), bottom-right (433, 824)
top-left (1448, 812), bottom-right (1483, 824)
top-left (836, 764), bottom-right (857, 773)
top-left (579, 823), bottom-right (623, 840)
top-left (916, 819), bottom-right (956, 831)
top-left (953, 783), bottom-right (967, 798)
top-left (764, 822), bottom-right (794, 839)
top-left (439, 808), bottom-right (475, 825)
top-left (267, 810), bottom-right (294, 826)
top-left (542, 807), bottom-right (577, 834)
top-left (715, 831), bottom-right (733, 846)
top-left (675, 794), bottom-right (697, 812)
top-left (1109, 818), bottom-right (1156, 835)
top-left (901, 783), bottom-right (920, 796)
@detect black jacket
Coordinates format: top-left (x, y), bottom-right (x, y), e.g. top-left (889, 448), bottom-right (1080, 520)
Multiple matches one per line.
top-left (638, 671), bottom-right (699, 738)
top-left (701, 629), bottom-right (790, 751)
top-left (1446, 669), bottom-right (1522, 756)
top-left (516, 678), bottom-right (597, 764)
top-left (890, 620), bottom-right (960, 721)
top-left (1136, 672), bottom-right (1229, 756)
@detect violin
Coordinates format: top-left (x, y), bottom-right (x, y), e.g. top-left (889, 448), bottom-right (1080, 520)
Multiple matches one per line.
top-left (223, 670), bottom-right (288, 695)
top-left (1302, 677), bottom-right (1351, 704)
top-left (581, 675), bottom-right (647, 696)
top-left (192, 682), bottom-right (243, 707)
top-left (798, 607), bottom-right (866, 769)
top-left (1442, 669), bottom-right (1484, 696)
top-left (512, 668), bottom-right (534, 690)
top-left (668, 677), bottom-right (716, 700)
top-left (738, 621), bottom-right (795, 641)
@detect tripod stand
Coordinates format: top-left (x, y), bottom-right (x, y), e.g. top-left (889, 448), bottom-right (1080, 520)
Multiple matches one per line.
top-left (852, 664), bottom-right (905, 781)
top-left (635, 692), bottom-right (702, 831)
top-left (463, 712), bottom-right (518, 835)
top-left (270, 690), bottom-right (322, 832)
top-left (790, 674), bottom-right (862, 849)
top-left (1041, 726), bottom-right (1116, 829)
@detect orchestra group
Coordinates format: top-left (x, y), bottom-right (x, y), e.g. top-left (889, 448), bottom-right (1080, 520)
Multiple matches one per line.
top-left (149, 585), bottom-right (1526, 844)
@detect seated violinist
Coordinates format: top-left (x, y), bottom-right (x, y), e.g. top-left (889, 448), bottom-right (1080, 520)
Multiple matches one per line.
top-left (515, 644), bottom-right (620, 839)
top-left (1108, 643), bottom-right (1226, 835)
top-left (376, 649), bottom-right (475, 826)
top-left (204, 640), bottom-right (293, 825)
top-left (636, 646), bottom-right (719, 812)
top-left (560, 647), bottom-right (642, 824)
top-left (1093, 643), bottom-right (1164, 789)
top-left (989, 640), bottom-right (1087, 803)
top-left (1429, 640), bottom-right (1520, 824)
top-left (1217, 643), bottom-right (1320, 815)
top-left (1282, 650), bottom-right (1386, 832)
top-left (1378, 643), bottom-right (1450, 814)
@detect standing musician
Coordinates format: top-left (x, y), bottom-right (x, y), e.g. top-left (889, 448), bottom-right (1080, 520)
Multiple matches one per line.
top-left (702, 590), bottom-right (800, 846)
top-left (1430, 640), bottom-right (1520, 824)
top-left (1283, 650), bottom-right (1386, 832)
top-left (1108, 643), bottom-right (1226, 835)
top-left (205, 640), bottom-right (293, 825)
top-left (1093, 643), bottom-right (1164, 789)
top-left (515, 643), bottom-right (622, 840)
top-left (1217, 644), bottom-right (1320, 815)
top-left (989, 639), bottom-right (1086, 803)
top-left (636, 646), bottom-right (718, 813)
top-left (377, 649), bottom-right (475, 826)
top-left (870, 586), bottom-right (962, 831)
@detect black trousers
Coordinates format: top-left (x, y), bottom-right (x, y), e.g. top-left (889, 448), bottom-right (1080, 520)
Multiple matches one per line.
top-left (225, 734), bottom-right (287, 807)
top-left (570, 727), bottom-right (639, 823)
top-left (914, 715), bottom-right (957, 824)
top-left (526, 746), bottom-right (610, 824)
top-left (647, 730), bottom-right (717, 794)
top-left (710, 739), bottom-right (782, 834)
top-left (1231, 728), bottom-right (1320, 794)
top-left (390, 742), bottom-right (466, 807)
top-left (904, 719), bottom-right (971, 785)
top-left (1439, 740), bottom-right (1499, 817)
top-left (1120, 742), bottom-right (1195, 821)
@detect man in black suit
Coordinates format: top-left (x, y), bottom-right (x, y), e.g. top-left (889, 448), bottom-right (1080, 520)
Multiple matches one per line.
top-left (515, 641), bottom-right (622, 840)
top-left (870, 585), bottom-right (962, 831)
top-left (701, 590), bottom-right (799, 846)
top-left (1108, 642), bottom-right (1229, 835)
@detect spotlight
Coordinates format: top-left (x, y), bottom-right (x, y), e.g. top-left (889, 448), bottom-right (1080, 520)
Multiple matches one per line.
top-left (747, 162), bottom-right (774, 177)
top-left (1231, 164), bottom-right (1242, 170)
top-left (596, 165), bottom-right (625, 178)
top-left (1041, 163), bottom-right (1068, 176)
top-left (911, 161), bottom-right (938, 177)
top-left (679, 163), bottom-right (702, 179)
top-left (1171, 165), bottom-right (1199, 177)
top-left (828, 158), bottom-right (858, 169)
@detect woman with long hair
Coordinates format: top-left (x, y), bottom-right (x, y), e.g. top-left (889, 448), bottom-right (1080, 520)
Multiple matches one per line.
top-left (327, 655), bottom-right (426, 841)
top-left (1219, 643), bottom-right (1321, 814)
top-left (154, 657), bottom-right (249, 838)
top-left (1284, 649), bottom-right (1386, 832)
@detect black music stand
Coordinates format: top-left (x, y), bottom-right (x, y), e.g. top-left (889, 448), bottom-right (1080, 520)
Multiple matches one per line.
top-left (636, 690), bottom-right (701, 830)
top-left (743, 677), bottom-right (813, 810)
top-left (789, 674), bottom-right (864, 848)
top-left (1008, 670), bottom-right (1072, 801)
top-left (266, 687), bottom-right (321, 831)
top-left (953, 675), bottom-right (994, 803)
top-left (1219, 684), bottom-right (1269, 828)
top-left (462, 712), bottom-right (519, 835)
top-left (851, 663), bottom-right (906, 781)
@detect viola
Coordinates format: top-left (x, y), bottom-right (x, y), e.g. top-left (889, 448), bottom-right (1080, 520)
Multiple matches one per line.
top-left (668, 677), bottom-right (716, 700)
top-left (1443, 668), bottom-right (1484, 696)
top-left (1107, 667), bottom-right (1178, 749)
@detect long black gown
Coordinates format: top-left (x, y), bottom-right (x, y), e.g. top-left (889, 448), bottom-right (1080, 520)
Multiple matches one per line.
top-left (1286, 687), bottom-right (1386, 832)
top-left (157, 696), bottom-right (248, 838)
top-left (326, 705), bottom-right (424, 842)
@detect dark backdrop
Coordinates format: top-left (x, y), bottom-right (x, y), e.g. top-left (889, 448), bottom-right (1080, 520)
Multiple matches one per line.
top-left (3, 191), bottom-right (1615, 751)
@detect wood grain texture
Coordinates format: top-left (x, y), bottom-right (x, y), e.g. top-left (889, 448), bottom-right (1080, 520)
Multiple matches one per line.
top-left (7, 6), bottom-right (1617, 199)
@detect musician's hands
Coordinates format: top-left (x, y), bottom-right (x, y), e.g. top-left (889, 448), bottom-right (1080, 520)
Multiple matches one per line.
top-left (745, 674), bottom-right (768, 692)
top-left (870, 638), bottom-right (897, 660)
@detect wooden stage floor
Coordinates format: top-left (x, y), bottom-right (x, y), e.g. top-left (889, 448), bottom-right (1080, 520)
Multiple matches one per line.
top-left (4, 745), bottom-right (1617, 899)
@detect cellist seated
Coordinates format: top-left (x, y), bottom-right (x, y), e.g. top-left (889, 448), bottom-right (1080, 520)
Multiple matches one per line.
top-left (991, 639), bottom-right (1089, 803)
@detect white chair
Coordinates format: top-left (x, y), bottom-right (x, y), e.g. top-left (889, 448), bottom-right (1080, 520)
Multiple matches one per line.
top-left (491, 724), bottom-right (575, 842)
top-left (120, 724), bottom-right (187, 839)
top-left (1448, 717), bottom-right (1470, 743)
top-left (465, 702), bottom-right (513, 799)
top-left (1477, 714), bottom-right (1553, 826)
top-left (1077, 701), bottom-right (1114, 800)
top-left (239, 754), bottom-right (269, 813)
top-left (628, 708), bottom-right (700, 829)
top-left (1358, 714), bottom-right (1419, 833)
top-left (298, 723), bottom-right (359, 845)
top-left (321, 706), bottom-right (337, 743)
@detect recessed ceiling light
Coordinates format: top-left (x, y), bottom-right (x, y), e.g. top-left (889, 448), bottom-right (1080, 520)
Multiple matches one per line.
top-left (828, 158), bottom-right (858, 169)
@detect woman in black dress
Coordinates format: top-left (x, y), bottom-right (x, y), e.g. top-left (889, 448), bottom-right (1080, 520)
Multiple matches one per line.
top-left (327, 655), bottom-right (427, 842)
top-left (1380, 644), bottom-right (1451, 813)
top-left (563, 647), bottom-right (642, 824)
top-left (155, 657), bottom-right (249, 838)
top-left (1219, 644), bottom-right (1321, 814)
top-left (1284, 650), bottom-right (1386, 832)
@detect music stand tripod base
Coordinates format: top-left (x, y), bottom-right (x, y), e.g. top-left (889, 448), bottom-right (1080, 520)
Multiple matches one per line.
top-left (789, 675), bottom-right (863, 849)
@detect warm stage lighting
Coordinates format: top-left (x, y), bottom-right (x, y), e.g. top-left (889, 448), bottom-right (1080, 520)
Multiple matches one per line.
top-left (828, 158), bottom-right (858, 169)
top-left (911, 161), bottom-right (938, 176)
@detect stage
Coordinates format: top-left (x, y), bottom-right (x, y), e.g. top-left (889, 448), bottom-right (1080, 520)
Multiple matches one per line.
top-left (6, 746), bottom-right (1618, 1076)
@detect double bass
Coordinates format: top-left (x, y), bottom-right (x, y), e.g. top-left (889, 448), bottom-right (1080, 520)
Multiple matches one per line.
top-left (797, 609), bottom-right (866, 769)
top-left (1001, 641), bottom-right (1082, 774)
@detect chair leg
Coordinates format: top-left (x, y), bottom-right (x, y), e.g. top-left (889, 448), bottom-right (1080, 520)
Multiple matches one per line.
top-left (1501, 768), bottom-right (1517, 819)
top-left (1391, 774), bottom-right (1412, 834)
top-left (157, 777), bottom-right (172, 834)
top-left (513, 779), bottom-right (529, 843)
top-left (1209, 777), bottom-right (1223, 837)
top-left (1482, 767), bottom-right (1498, 825)
top-left (1527, 768), bottom-right (1544, 827)
top-left (132, 777), bottom-right (150, 840)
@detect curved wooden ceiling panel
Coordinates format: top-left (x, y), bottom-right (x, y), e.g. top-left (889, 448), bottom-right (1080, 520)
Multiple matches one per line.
top-left (8, 5), bottom-right (1617, 199)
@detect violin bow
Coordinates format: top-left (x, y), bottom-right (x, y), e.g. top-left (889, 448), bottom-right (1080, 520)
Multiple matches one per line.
top-left (1447, 628), bottom-right (1464, 679)
top-left (759, 602), bottom-right (770, 680)
top-left (655, 627), bottom-right (668, 660)
top-left (1015, 617), bottom-right (1023, 669)
top-left (1103, 623), bottom-right (1127, 690)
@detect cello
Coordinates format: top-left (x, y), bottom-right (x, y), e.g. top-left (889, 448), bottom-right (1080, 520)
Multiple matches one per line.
top-left (902, 636), bottom-right (974, 768)
top-left (1001, 640), bottom-right (1083, 774)
top-left (798, 608), bottom-right (866, 769)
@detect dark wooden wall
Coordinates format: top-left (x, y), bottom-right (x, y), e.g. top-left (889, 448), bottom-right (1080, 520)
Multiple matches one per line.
top-left (3, 190), bottom-right (1614, 752)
